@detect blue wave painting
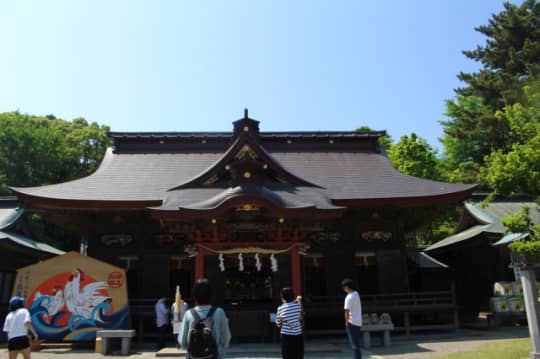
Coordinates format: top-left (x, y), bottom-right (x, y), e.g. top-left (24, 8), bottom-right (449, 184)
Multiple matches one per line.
top-left (30, 296), bottom-right (129, 341)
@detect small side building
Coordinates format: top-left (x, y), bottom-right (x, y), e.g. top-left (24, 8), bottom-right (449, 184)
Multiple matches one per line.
top-left (425, 195), bottom-right (540, 319)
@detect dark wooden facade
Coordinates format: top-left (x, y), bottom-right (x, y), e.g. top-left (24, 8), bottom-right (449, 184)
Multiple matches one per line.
top-left (12, 113), bottom-right (476, 338)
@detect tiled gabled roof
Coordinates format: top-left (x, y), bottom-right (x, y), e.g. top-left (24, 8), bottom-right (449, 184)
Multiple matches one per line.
top-left (11, 147), bottom-right (475, 207)
top-left (11, 117), bottom-right (476, 210)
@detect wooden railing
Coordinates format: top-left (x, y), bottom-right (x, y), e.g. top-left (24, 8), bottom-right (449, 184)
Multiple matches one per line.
top-left (304, 288), bottom-right (458, 335)
top-left (128, 288), bottom-right (458, 339)
top-left (308, 290), bottom-right (454, 309)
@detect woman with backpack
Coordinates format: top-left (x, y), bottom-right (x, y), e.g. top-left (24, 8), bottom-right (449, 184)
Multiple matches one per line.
top-left (3, 296), bottom-right (38, 359)
top-left (178, 278), bottom-right (231, 359)
top-left (276, 287), bottom-right (304, 359)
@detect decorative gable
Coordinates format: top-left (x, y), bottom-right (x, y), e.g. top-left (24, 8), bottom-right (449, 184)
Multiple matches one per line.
top-left (169, 112), bottom-right (322, 191)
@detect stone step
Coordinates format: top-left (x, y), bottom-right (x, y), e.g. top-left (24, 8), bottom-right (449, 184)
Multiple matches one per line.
top-left (155, 347), bottom-right (186, 357)
top-left (37, 342), bottom-right (73, 351)
top-left (155, 343), bottom-right (342, 357)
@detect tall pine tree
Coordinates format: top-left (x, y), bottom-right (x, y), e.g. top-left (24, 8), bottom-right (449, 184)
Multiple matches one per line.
top-left (440, 0), bottom-right (540, 183)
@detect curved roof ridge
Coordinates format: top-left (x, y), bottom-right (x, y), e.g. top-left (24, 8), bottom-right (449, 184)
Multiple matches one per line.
top-left (465, 203), bottom-right (498, 225)
top-left (177, 184), bottom-right (313, 211)
top-left (10, 147), bottom-right (115, 195)
top-left (154, 184), bottom-right (345, 214)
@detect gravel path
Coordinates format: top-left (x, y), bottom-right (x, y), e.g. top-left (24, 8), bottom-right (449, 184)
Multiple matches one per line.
top-left (0, 327), bottom-right (530, 359)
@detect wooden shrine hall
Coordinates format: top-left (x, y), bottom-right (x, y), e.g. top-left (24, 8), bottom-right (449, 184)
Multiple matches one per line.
top-left (11, 111), bottom-right (476, 339)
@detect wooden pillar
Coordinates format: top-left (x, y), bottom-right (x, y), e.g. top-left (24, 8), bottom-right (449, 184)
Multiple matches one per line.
top-left (451, 281), bottom-right (459, 331)
top-left (195, 248), bottom-right (205, 281)
top-left (404, 311), bottom-right (410, 336)
top-left (291, 249), bottom-right (301, 296)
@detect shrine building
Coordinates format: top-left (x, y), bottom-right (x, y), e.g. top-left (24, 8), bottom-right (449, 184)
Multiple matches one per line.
top-left (11, 111), bottom-right (476, 338)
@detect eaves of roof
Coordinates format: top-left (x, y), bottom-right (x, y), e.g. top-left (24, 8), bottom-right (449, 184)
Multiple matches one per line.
top-left (424, 224), bottom-right (492, 252)
top-left (0, 206), bottom-right (24, 230)
top-left (0, 230), bottom-right (65, 255)
top-left (418, 251), bottom-right (449, 269)
top-left (493, 232), bottom-right (529, 246)
top-left (465, 203), bottom-right (498, 225)
top-left (10, 147), bottom-right (477, 209)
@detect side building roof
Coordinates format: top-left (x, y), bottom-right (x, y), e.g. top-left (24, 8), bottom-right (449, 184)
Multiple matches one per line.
top-left (0, 198), bottom-right (65, 256)
top-left (425, 199), bottom-right (540, 252)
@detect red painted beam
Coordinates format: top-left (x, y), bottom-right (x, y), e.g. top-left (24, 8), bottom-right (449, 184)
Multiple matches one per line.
top-left (291, 249), bottom-right (301, 297)
top-left (195, 248), bottom-right (205, 280)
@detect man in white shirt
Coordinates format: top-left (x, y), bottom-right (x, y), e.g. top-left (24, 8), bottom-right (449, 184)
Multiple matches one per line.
top-left (342, 278), bottom-right (362, 359)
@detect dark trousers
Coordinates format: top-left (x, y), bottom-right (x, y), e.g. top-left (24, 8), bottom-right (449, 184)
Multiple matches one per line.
top-left (280, 333), bottom-right (304, 359)
top-left (346, 323), bottom-right (362, 359)
top-left (157, 324), bottom-right (168, 350)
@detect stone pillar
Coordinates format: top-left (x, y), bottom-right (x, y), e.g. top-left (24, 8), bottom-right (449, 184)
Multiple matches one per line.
top-left (521, 269), bottom-right (540, 359)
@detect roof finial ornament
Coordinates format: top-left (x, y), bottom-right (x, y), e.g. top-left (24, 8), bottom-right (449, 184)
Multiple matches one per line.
top-left (244, 108), bottom-right (248, 119)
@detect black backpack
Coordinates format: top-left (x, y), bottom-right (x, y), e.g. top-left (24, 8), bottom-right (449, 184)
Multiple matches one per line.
top-left (187, 307), bottom-right (218, 359)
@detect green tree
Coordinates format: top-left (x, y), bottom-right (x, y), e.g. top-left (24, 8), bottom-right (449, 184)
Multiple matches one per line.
top-left (0, 112), bottom-right (110, 194)
top-left (441, 0), bottom-right (540, 181)
top-left (503, 205), bottom-right (540, 257)
top-left (387, 133), bottom-right (441, 180)
top-left (440, 95), bottom-right (495, 165)
top-left (481, 86), bottom-right (540, 197)
top-left (457, 0), bottom-right (540, 106)
top-left (503, 206), bottom-right (534, 233)
top-left (65, 118), bottom-right (111, 179)
top-left (355, 126), bottom-right (393, 149)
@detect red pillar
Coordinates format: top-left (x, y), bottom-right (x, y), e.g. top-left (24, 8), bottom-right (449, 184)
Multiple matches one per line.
top-left (195, 248), bottom-right (205, 280)
top-left (291, 249), bottom-right (301, 296)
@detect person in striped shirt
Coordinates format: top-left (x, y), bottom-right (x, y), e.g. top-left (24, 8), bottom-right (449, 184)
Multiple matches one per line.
top-left (276, 287), bottom-right (304, 359)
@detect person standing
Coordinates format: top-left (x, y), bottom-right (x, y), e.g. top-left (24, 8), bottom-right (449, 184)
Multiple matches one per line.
top-left (3, 296), bottom-right (38, 359)
top-left (276, 287), bottom-right (304, 359)
top-left (342, 278), bottom-right (362, 359)
top-left (178, 278), bottom-right (231, 359)
top-left (155, 296), bottom-right (170, 351)
top-left (171, 299), bottom-right (189, 334)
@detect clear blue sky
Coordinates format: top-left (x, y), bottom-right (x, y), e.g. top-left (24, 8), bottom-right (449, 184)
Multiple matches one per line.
top-left (0, 1), bottom-right (512, 150)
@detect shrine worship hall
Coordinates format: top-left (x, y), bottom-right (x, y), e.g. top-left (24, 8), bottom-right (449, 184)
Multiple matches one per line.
top-left (12, 111), bottom-right (476, 340)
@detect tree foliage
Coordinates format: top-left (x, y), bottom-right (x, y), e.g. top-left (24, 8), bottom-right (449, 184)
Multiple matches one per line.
top-left (503, 205), bottom-right (540, 256)
top-left (355, 125), bottom-right (393, 149)
top-left (502, 206), bottom-right (534, 233)
top-left (387, 133), bottom-right (441, 180)
top-left (0, 112), bottom-right (110, 194)
top-left (441, 0), bottom-right (540, 182)
top-left (457, 0), bottom-right (540, 105)
top-left (481, 86), bottom-right (540, 196)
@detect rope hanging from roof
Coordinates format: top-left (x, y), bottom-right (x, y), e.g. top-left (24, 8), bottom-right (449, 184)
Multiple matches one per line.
top-left (196, 243), bottom-right (298, 254)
